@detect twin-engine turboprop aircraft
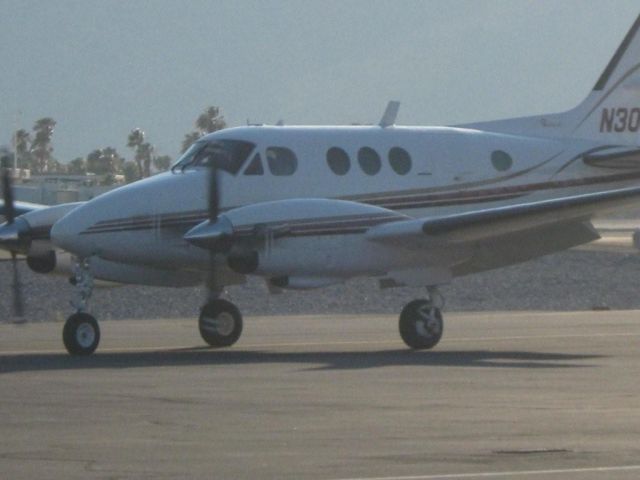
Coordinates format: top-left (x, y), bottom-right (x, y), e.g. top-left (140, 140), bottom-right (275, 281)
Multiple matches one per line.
top-left (3, 15), bottom-right (640, 355)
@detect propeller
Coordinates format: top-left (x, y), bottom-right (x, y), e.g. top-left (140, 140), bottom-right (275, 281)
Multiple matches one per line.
top-left (208, 163), bottom-right (219, 224)
top-left (1, 165), bottom-right (25, 317)
top-left (206, 161), bottom-right (220, 295)
top-left (186, 156), bottom-right (262, 279)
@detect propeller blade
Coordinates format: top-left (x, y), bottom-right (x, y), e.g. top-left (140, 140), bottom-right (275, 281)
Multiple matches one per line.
top-left (1, 168), bottom-right (15, 224)
top-left (208, 163), bottom-right (219, 223)
top-left (10, 252), bottom-right (24, 317)
top-left (207, 162), bottom-right (220, 295)
top-left (2, 168), bottom-right (24, 317)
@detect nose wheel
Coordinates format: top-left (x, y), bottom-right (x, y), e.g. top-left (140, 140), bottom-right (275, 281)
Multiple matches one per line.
top-left (199, 299), bottom-right (243, 347)
top-left (63, 312), bottom-right (100, 355)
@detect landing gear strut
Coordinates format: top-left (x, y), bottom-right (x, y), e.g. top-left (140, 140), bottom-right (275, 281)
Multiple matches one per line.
top-left (198, 298), bottom-right (243, 347)
top-left (63, 258), bottom-right (100, 355)
top-left (399, 287), bottom-right (444, 350)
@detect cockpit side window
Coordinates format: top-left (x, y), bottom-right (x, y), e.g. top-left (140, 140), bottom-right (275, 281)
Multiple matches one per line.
top-left (171, 139), bottom-right (255, 174)
top-left (266, 147), bottom-right (297, 176)
top-left (243, 153), bottom-right (264, 175)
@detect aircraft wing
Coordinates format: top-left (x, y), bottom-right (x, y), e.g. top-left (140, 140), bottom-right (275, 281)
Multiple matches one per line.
top-left (366, 185), bottom-right (640, 246)
top-left (0, 200), bottom-right (46, 218)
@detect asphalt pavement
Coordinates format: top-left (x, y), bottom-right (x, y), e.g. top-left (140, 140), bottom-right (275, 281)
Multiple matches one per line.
top-left (1, 310), bottom-right (640, 479)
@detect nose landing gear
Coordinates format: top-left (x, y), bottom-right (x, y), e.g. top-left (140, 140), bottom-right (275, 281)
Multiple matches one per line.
top-left (63, 258), bottom-right (100, 355)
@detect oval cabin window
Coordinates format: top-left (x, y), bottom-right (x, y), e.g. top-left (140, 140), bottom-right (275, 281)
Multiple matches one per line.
top-left (326, 147), bottom-right (350, 175)
top-left (358, 147), bottom-right (381, 175)
top-left (388, 147), bottom-right (412, 175)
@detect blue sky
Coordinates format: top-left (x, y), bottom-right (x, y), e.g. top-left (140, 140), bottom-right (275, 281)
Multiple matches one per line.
top-left (0, 0), bottom-right (638, 162)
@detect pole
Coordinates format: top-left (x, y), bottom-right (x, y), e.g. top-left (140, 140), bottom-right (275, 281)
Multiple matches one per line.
top-left (13, 110), bottom-right (21, 175)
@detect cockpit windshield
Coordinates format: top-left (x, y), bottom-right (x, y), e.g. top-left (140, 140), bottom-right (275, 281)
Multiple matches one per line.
top-left (171, 139), bottom-right (255, 174)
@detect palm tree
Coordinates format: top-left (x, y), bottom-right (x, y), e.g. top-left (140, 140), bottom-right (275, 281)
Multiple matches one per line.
top-left (48, 159), bottom-right (65, 173)
top-left (68, 157), bottom-right (87, 175)
top-left (31, 117), bottom-right (56, 173)
top-left (86, 147), bottom-right (123, 177)
top-left (153, 155), bottom-right (172, 172)
top-left (139, 142), bottom-right (154, 178)
top-left (86, 149), bottom-right (104, 175)
top-left (122, 161), bottom-right (139, 183)
top-left (13, 129), bottom-right (31, 169)
top-left (127, 128), bottom-right (144, 148)
top-left (102, 146), bottom-right (124, 174)
top-left (196, 106), bottom-right (226, 134)
top-left (127, 128), bottom-right (145, 179)
top-left (180, 105), bottom-right (227, 153)
top-left (181, 131), bottom-right (201, 153)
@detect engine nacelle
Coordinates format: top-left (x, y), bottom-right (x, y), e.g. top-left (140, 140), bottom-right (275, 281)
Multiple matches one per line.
top-left (192, 198), bottom-right (409, 279)
top-left (26, 250), bottom-right (74, 276)
top-left (227, 250), bottom-right (259, 274)
top-left (26, 251), bottom-right (57, 274)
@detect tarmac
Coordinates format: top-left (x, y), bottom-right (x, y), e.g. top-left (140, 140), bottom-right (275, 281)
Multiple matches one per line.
top-left (1, 310), bottom-right (640, 480)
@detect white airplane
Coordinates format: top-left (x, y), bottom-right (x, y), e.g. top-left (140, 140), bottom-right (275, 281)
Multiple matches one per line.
top-left (3, 15), bottom-right (640, 356)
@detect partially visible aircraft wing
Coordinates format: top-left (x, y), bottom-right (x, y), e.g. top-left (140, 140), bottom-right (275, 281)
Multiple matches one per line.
top-left (0, 200), bottom-right (45, 218)
top-left (367, 185), bottom-right (640, 245)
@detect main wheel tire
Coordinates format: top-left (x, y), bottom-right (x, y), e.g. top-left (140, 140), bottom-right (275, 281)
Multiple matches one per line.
top-left (399, 299), bottom-right (443, 350)
top-left (63, 312), bottom-right (100, 355)
top-left (199, 299), bottom-right (243, 347)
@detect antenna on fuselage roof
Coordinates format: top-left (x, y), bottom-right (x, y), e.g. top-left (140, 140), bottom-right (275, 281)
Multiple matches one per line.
top-left (245, 118), bottom-right (284, 126)
top-left (379, 100), bottom-right (400, 128)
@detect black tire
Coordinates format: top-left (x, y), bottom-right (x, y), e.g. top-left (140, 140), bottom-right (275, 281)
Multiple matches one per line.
top-left (63, 312), bottom-right (100, 355)
top-left (199, 299), bottom-right (243, 347)
top-left (399, 299), bottom-right (443, 350)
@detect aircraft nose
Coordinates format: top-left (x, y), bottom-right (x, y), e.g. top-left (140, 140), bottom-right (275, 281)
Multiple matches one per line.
top-left (51, 206), bottom-right (95, 257)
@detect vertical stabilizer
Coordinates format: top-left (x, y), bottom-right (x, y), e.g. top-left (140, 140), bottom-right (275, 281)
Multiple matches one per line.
top-left (571, 15), bottom-right (640, 145)
top-left (462, 15), bottom-right (640, 146)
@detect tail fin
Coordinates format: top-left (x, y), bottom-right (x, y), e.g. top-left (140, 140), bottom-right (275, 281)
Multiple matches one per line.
top-left (462, 15), bottom-right (640, 146)
top-left (571, 14), bottom-right (640, 144)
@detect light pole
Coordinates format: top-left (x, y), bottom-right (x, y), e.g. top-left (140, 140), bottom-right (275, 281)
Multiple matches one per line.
top-left (12, 110), bottom-right (22, 176)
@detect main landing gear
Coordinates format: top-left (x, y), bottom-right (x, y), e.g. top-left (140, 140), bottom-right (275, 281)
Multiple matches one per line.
top-left (398, 287), bottom-right (444, 350)
top-left (63, 312), bottom-right (100, 355)
top-left (198, 298), bottom-right (243, 347)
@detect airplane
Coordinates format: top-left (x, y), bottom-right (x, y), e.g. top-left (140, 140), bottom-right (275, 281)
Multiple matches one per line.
top-left (3, 15), bottom-right (640, 356)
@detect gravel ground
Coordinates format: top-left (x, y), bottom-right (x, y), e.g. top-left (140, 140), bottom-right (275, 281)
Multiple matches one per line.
top-left (1, 249), bottom-right (639, 323)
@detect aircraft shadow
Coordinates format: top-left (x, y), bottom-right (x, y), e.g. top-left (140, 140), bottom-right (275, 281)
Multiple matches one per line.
top-left (0, 348), bottom-right (605, 374)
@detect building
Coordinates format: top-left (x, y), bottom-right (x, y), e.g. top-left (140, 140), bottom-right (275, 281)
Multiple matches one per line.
top-left (14, 173), bottom-right (123, 205)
